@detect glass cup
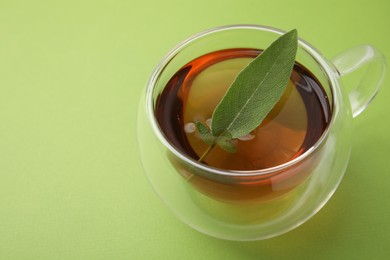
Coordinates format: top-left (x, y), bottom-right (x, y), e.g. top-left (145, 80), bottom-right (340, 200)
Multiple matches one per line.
top-left (137, 25), bottom-right (386, 240)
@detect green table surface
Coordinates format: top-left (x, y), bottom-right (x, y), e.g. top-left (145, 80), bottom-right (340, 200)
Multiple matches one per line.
top-left (1, 0), bottom-right (389, 259)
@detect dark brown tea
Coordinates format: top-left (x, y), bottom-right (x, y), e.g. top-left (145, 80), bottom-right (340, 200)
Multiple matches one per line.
top-left (156, 49), bottom-right (331, 171)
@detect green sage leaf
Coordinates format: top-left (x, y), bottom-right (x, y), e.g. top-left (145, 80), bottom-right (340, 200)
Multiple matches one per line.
top-left (211, 29), bottom-right (298, 139)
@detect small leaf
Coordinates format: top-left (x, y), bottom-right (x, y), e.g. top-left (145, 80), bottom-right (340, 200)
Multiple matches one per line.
top-left (216, 132), bottom-right (236, 153)
top-left (211, 29), bottom-right (298, 139)
top-left (195, 121), bottom-right (215, 145)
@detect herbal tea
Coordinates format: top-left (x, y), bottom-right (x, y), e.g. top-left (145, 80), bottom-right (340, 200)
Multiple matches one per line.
top-left (156, 49), bottom-right (330, 171)
top-left (139, 25), bottom-right (383, 238)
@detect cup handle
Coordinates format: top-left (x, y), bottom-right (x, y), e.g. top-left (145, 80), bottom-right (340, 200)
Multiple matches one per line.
top-left (331, 45), bottom-right (387, 118)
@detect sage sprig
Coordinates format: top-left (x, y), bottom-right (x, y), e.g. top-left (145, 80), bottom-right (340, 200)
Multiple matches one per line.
top-left (196, 29), bottom-right (298, 162)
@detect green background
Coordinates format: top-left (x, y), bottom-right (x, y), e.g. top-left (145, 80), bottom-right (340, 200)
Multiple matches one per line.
top-left (1, 0), bottom-right (389, 259)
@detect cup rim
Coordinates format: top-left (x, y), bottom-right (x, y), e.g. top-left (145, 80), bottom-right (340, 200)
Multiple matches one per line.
top-left (146, 24), bottom-right (338, 177)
